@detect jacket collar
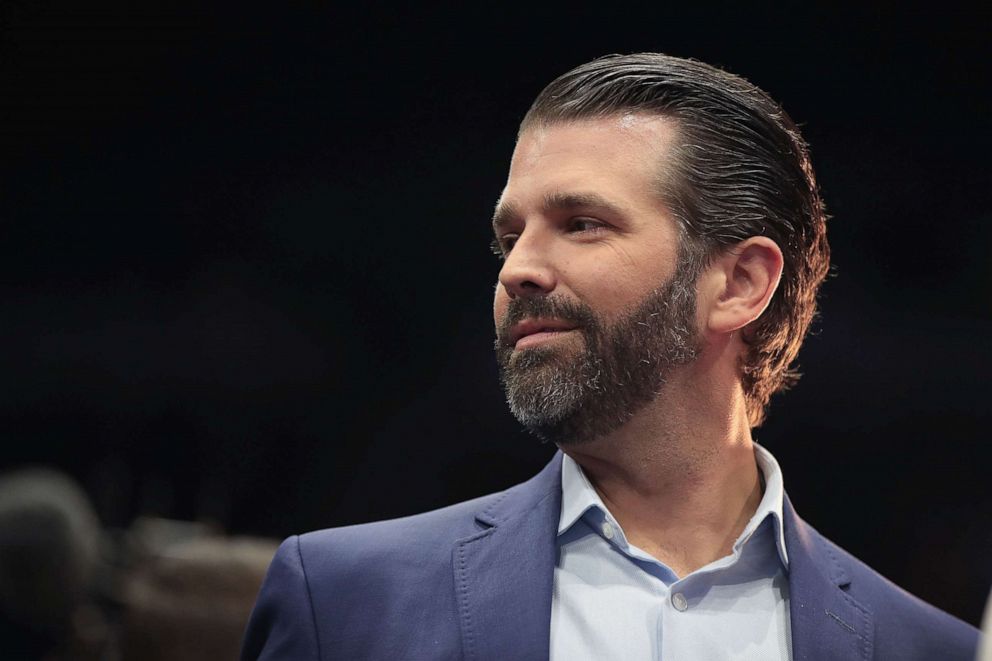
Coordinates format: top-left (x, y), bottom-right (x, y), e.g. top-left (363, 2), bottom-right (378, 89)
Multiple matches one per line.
top-left (783, 494), bottom-right (875, 660)
top-left (453, 451), bottom-right (562, 661)
top-left (453, 452), bottom-right (876, 661)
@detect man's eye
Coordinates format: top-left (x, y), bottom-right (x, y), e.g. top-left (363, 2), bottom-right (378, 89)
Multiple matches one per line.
top-left (568, 218), bottom-right (606, 233)
top-left (490, 236), bottom-right (517, 259)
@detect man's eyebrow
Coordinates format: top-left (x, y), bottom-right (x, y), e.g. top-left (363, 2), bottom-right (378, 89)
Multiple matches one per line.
top-left (491, 200), bottom-right (520, 233)
top-left (541, 191), bottom-right (625, 217)
top-left (491, 191), bottom-right (625, 232)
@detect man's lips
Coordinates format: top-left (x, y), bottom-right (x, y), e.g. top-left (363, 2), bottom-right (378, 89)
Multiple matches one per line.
top-left (508, 318), bottom-right (578, 347)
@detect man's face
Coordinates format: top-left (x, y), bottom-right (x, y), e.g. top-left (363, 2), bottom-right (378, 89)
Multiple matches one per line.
top-left (492, 115), bottom-right (702, 444)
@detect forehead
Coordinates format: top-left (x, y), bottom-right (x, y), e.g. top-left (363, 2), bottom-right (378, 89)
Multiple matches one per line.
top-left (501, 114), bottom-right (678, 214)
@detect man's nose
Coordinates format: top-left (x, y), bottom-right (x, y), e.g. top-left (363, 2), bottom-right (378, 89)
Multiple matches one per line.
top-left (497, 232), bottom-right (557, 299)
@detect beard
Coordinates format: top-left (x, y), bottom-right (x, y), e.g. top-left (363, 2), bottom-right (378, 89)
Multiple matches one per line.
top-left (494, 266), bottom-right (701, 446)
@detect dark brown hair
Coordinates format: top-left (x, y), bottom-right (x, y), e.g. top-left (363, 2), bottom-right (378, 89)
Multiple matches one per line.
top-left (521, 53), bottom-right (830, 426)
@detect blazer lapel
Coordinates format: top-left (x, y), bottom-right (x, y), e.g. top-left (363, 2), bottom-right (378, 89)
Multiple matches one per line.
top-left (785, 495), bottom-right (875, 660)
top-left (453, 452), bottom-right (562, 661)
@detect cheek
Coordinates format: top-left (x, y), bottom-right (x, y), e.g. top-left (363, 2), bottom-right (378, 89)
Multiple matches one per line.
top-left (567, 257), bottom-right (671, 317)
top-left (570, 263), bottom-right (645, 311)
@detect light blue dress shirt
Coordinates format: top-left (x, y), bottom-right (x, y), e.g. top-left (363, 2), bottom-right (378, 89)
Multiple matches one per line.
top-left (550, 443), bottom-right (792, 660)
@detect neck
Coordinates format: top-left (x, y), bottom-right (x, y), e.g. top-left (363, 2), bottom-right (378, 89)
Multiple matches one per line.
top-left (559, 372), bottom-right (761, 578)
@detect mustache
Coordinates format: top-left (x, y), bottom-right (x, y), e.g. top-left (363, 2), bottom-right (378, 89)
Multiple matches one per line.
top-left (496, 295), bottom-right (597, 347)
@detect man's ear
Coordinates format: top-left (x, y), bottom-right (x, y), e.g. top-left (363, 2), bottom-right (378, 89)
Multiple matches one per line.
top-left (702, 237), bottom-right (784, 335)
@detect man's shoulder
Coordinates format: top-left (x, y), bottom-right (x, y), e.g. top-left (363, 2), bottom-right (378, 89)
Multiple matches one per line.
top-left (245, 482), bottom-right (537, 660)
top-left (800, 519), bottom-right (979, 657)
top-left (261, 489), bottom-right (505, 630)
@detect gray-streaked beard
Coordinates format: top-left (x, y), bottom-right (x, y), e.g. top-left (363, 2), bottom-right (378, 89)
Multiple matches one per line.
top-left (495, 267), bottom-right (701, 445)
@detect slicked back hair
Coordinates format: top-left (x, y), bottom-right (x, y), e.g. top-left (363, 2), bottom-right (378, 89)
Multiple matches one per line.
top-left (520, 53), bottom-right (830, 427)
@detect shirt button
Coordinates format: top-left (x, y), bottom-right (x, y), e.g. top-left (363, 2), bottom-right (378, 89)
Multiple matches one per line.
top-left (601, 521), bottom-right (615, 540)
top-left (671, 592), bottom-right (688, 612)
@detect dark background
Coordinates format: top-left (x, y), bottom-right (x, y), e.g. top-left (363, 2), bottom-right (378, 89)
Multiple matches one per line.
top-left (2, 2), bottom-right (989, 625)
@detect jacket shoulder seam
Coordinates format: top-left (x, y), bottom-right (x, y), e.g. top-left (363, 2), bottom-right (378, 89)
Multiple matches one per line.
top-left (294, 535), bottom-right (324, 661)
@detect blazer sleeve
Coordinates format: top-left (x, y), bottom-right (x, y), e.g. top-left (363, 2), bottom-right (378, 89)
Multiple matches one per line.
top-left (241, 535), bottom-right (321, 661)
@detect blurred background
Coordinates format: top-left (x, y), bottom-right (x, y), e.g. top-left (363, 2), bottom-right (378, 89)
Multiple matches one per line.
top-left (2, 1), bottom-right (990, 656)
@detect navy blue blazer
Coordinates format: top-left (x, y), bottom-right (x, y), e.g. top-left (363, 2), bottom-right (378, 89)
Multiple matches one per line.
top-left (242, 453), bottom-right (978, 660)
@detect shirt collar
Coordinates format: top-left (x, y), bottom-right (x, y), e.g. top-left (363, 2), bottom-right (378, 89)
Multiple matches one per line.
top-left (557, 449), bottom-right (608, 536)
top-left (557, 442), bottom-right (789, 568)
top-left (749, 442), bottom-right (789, 567)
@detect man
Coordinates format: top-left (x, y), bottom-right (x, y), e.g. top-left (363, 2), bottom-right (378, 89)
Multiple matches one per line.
top-left (242, 53), bottom-right (979, 660)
